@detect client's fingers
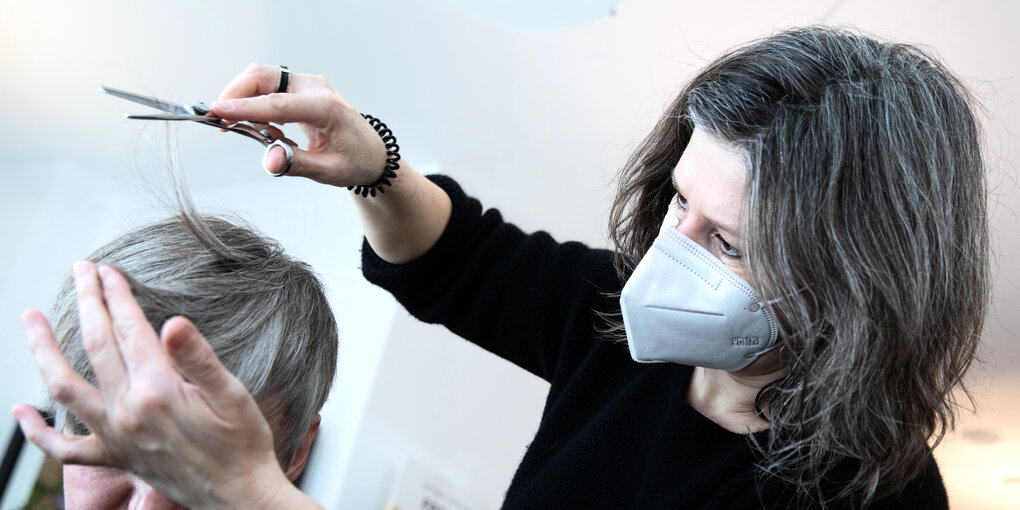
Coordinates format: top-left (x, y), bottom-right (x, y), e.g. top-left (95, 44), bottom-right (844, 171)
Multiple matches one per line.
top-left (72, 262), bottom-right (127, 394)
top-left (13, 404), bottom-right (109, 465)
top-left (22, 310), bottom-right (104, 425)
top-left (97, 266), bottom-right (165, 373)
top-left (161, 317), bottom-right (237, 401)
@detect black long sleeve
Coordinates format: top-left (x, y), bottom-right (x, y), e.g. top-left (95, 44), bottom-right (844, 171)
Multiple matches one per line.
top-left (360, 174), bottom-right (621, 383)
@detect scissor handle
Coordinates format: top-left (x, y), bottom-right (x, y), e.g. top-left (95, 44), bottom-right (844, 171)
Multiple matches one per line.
top-left (265, 139), bottom-right (295, 177)
top-left (215, 122), bottom-right (295, 176)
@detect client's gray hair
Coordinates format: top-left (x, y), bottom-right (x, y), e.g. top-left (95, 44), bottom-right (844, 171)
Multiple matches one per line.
top-left (51, 213), bottom-right (339, 465)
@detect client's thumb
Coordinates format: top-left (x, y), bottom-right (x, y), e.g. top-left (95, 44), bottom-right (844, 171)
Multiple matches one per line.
top-left (161, 316), bottom-right (232, 394)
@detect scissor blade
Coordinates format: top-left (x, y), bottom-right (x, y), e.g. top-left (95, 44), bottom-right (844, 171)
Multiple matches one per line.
top-left (126, 114), bottom-right (221, 121)
top-left (99, 86), bottom-right (193, 115)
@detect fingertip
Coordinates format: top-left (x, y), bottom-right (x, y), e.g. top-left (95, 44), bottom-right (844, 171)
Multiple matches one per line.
top-left (21, 310), bottom-right (54, 352)
top-left (73, 261), bottom-right (93, 279)
top-left (210, 99), bottom-right (250, 121)
top-left (161, 315), bottom-right (193, 335)
top-left (21, 309), bottom-right (43, 330)
top-left (161, 316), bottom-right (199, 351)
top-left (210, 100), bottom-right (234, 115)
top-left (95, 265), bottom-right (128, 290)
top-left (96, 264), bottom-right (113, 283)
top-left (12, 403), bottom-right (39, 424)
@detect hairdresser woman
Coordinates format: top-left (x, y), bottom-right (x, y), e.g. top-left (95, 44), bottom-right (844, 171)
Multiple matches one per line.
top-left (16, 27), bottom-right (988, 509)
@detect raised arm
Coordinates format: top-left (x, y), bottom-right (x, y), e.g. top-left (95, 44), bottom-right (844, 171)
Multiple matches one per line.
top-left (209, 63), bottom-right (451, 263)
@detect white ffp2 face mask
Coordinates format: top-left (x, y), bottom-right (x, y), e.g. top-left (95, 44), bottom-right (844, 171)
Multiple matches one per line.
top-left (619, 226), bottom-right (778, 371)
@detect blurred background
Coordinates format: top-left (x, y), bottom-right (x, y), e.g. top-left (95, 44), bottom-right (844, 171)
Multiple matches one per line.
top-left (0, 1), bottom-right (1016, 508)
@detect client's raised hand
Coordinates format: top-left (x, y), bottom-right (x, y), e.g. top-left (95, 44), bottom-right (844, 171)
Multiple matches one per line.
top-left (13, 262), bottom-right (318, 510)
top-left (211, 62), bottom-right (388, 188)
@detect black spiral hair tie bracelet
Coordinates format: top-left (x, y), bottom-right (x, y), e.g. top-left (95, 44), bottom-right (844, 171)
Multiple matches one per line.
top-left (349, 114), bottom-right (401, 198)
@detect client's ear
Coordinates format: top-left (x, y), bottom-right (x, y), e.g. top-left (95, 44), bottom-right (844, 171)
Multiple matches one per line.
top-left (284, 414), bottom-right (321, 481)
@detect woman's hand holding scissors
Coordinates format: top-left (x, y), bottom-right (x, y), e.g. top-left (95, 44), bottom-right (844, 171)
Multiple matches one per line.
top-left (211, 63), bottom-right (389, 188)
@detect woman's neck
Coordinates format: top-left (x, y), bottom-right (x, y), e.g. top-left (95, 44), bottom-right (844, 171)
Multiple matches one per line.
top-left (686, 354), bottom-right (786, 434)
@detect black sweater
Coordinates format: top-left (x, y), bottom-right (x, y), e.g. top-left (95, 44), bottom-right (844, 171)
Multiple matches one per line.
top-left (361, 175), bottom-right (949, 509)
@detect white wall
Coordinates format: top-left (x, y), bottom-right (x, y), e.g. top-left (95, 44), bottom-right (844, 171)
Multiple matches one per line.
top-left (1, 1), bottom-right (1018, 509)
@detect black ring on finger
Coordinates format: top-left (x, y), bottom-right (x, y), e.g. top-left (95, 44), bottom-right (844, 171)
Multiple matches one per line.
top-left (277, 65), bottom-right (290, 94)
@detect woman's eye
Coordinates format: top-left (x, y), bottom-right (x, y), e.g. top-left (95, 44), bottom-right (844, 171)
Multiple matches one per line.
top-left (675, 193), bottom-right (689, 210)
top-left (714, 234), bottom-right (742, 258)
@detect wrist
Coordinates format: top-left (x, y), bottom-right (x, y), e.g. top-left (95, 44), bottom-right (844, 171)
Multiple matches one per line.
top-left (354, 165), bottom-right (453, 264)
top-left (349, 113), bottom-right (401, 197)
top-left (214, 462), bottom-right (320, 510)
top-left (255, 481), bottom-right (323, 510)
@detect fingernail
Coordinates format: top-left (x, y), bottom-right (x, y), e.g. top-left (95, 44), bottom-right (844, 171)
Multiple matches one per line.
top-left (21, 310), bottom-right (41, 331)
top-left (73, 261), bottom-right (91, 279)
top-left (97, 265), bottom-right (112, 283)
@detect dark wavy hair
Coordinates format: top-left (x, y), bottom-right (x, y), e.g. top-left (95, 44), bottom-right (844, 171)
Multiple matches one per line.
top-left (608, 26), bottom-right (989, 507)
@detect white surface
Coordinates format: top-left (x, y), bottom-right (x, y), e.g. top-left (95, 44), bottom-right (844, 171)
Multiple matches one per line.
top-left (339, 315), bottom-right (548, 510)
top-left (0, 1), bottom-right (1018, 509)
top-left (385, 456), bottom-right (481, 510)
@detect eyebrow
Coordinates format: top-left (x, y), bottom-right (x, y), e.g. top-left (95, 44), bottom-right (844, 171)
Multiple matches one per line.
top-left (670, 173), bottom-right (742, 241)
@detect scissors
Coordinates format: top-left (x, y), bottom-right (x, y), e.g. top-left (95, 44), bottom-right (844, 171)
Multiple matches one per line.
top-left (99, 86), bottom-right (295, 176)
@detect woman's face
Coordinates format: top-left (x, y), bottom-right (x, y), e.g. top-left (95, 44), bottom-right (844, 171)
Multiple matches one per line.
top-left (667, 126), bottom-right (748, 278)
top-left (667, 127), bottom-right (787, 377)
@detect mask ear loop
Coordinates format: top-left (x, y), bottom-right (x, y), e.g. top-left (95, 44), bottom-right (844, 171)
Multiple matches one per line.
top-left (264, 139), bottom-right (295, 177)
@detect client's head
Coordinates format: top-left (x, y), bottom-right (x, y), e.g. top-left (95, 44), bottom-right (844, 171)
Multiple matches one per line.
top-left (51, 213), bottom-right (339, 509)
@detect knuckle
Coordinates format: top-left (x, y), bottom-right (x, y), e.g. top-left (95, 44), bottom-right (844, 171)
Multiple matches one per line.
top-left (76, 281), bottom-right (101, 300)
top-left (112, 318), bottom-right (144, 341)
top-left (243, 61), bottom-right (263, 74)
top-left (259, 63), bottom-right (281, 81)
top-left (114, 410), bottom-right (144, 435)
top-left (315, 91), bottom-right (343, 111)
top-left (79, 323), bottom-right (108, 352)
top-left (267, 93), bottom-right (289, 112)
top-left (133, 387), bottom-right (170, 416)
top-left (22, 426), bottom-right (43, 445)
top-left (46, 378), bottom-right (76, 404)
top-left (189, 357), bottom-right (215, 379)
top-left (226, 383), bottom-right (247, 405)
top-left (227, 383), bottom-right (257, 410)
top-left (55, 440), bottom-right (80, 463)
